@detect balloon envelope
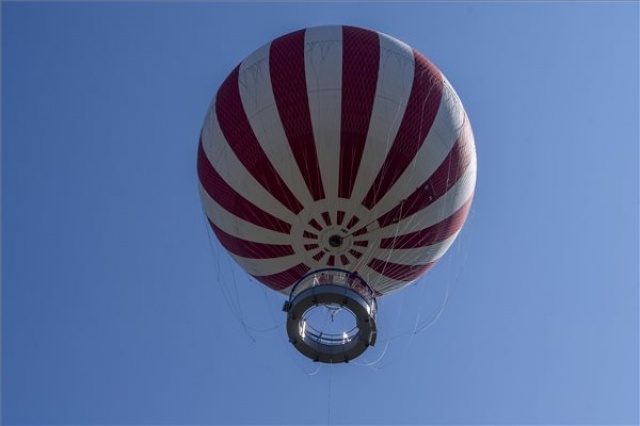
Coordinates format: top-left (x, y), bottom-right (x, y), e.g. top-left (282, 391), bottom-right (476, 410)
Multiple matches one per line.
top-left (198, 25), bottom-right (476, 296)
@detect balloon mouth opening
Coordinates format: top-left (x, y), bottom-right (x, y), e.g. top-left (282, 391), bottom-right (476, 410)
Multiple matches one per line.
top-left (328, 234), bottom-right (343, 247)
top-left (283, 269), bottom-right (377, 363)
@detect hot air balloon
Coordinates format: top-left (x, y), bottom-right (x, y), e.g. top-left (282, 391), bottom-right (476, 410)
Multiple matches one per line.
top-left (197, 25), bottom-right (476, 363)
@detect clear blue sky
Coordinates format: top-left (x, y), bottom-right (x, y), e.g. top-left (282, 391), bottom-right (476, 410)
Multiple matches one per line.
top-left (2, 2), bottom-right (638, 425)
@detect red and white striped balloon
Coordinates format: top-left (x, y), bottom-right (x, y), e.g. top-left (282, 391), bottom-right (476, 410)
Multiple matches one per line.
top-left (198, 25), bottom-right (476, 296)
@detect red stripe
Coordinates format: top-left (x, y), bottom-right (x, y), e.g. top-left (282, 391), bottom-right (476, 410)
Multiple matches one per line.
top-left (376, 129), bottom-right (474, 228)
top-left (252, 263), bottom-right (310, 291)
top-left (313, 252), bottom-right (325, 261)
top-left (379, 195), bottom-right (473, 249)
top-left (215, 65), bottom-right (304, 214)
top-left (368, 259), bottom-right (436, 282)
top-left (208, 219), bottom-right (294, 259)
top-left (338, 26), bottom-right (380, 199)
top-left (352, 228), bottom-right (367, 237)
top-left (362, 50), bottom-right (443, 209)
top-left (345, 216), bottom-right (360, 230)
top-left (197, 142), bottom-right (291, 234)
top-left (270, 30), bottom-right (325, 201)
top-left (337, 211), bottom-right (346, 226)
top-left (308, 219), bottom-right (323, 231)
top-left (321, 211), bottom-right (332, 226)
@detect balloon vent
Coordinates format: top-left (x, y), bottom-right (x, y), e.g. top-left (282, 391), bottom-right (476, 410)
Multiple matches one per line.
top-left (283, 269), bottom-right (377, 363)
top-left (328, 235), bottom-right (343, 247)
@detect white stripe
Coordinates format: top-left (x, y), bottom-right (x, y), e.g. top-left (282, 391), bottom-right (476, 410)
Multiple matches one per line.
top-left (367, 78), bottom-right (469, 218)
top-left (362, 241), bottom-right (466, 296)
top-left (371, 231), bottom-right (459, 267)
top-left (358, 267), bottom-right (407, 295)
top-left (376, 160), bottom-right (476, 238)
top-left (350, 32), bottom-right (415, 205)
top-left (351, 230), bottom-right (459, 295)
top-left (305, 25), bottom-right (343, 203)
top-left (347, 168), bottom-right (473, 255)
top-left (226, 252), bottom-right (301, 278)
top-left (237, 41), bottom-right (315, 208)
top-left (200, 105), bottom-right (297, 225)
top-left (367, 274), bottom-right (415, 295)
top-left (199, 184), bottom-right (294, 245)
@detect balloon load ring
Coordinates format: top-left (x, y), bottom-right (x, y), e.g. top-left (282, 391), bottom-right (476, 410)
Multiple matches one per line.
top-left (283, 269), bottom-right (377, 363)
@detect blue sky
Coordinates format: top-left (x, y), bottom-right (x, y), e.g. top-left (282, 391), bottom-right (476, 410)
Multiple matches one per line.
top-left (2, 2), bottom-right (638, 425)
